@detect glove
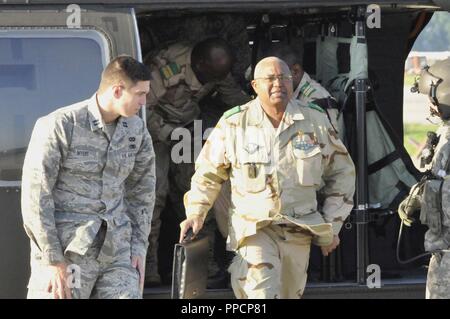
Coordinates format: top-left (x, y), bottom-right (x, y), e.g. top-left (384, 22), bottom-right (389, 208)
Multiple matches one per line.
top-left (397, 194), bottom-right (421, 227)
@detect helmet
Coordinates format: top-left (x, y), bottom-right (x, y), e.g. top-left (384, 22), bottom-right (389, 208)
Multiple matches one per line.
top-left (417, 58), bottom-right (450, 120)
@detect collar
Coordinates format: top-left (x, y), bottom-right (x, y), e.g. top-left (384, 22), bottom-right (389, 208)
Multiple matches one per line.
top-left (282, 99), bottom-right (305, 126)
top-left (87, 94), bottom-right (129, 140)
top-left (247, 98), bottom-right (305, 130)
top-left (274, 99), bottom-right (306, 138)
top-left (87, 94), bottom-right (105, 131)
top-left (246, 99), bottom-right (265, 127)
top-left (294, 72), bottom-right (313, 99)
top-left (112, 117), bottom-right (129, 144)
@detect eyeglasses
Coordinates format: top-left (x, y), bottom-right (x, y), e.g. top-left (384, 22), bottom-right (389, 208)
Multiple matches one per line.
top-left (254, 75), bottom-right (293, 83)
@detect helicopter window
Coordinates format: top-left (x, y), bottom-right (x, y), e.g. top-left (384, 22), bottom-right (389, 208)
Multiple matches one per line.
top-left (0, 30), bottom-right (108, 182)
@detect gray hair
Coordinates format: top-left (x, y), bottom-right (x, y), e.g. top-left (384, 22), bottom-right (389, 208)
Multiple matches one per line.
top-left (254, 57), bottom-right (291, 79)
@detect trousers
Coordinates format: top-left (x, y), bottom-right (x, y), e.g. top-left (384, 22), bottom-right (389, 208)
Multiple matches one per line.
top-left (229, 223), bottom-right (312, 299)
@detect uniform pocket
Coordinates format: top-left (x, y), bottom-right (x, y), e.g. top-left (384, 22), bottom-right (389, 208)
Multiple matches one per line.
top-left (241, 162), bottom-right (266, 193)
top-left (64, 150), bottom-right (99, 173)
top-left (292, 145), bottom-right (322, 186)
top-left (118, 150), bottom-right (137, 178)
top-left (117, 131), bottom-right (143, 177)
top-left (238, 142), bottom-right (269, 194)
top-left (420, 179), bottom-right (443, 235)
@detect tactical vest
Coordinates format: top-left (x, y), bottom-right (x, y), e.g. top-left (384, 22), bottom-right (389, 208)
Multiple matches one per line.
top-left (419, 124), bottom-right (450, 251)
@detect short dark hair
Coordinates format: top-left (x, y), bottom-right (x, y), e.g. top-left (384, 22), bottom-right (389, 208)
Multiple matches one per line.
top-left (265, 45), bottom-right (302, 68)
top-left (191, 37), bottom-right (233, 63)
top-left (99, 55), bottom-right (151, 92)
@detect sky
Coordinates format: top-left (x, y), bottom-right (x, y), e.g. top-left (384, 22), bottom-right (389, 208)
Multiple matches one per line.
top-left (413, 11), bottom-right (450, 51)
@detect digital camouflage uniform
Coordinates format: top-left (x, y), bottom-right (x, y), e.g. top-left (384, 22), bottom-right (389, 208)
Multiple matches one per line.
top-left (420, 121), bottom-right (450, 299)
top-left (21, 95), bottom-right (156, 299)
top-left (294, 72), bottom-right (343, 140)
top-left (144, 41), bottom-right (249, 283)
top-left (184, 98), bottom-right (355, 298)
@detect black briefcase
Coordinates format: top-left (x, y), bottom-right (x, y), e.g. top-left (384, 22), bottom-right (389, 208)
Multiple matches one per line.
top-left (171, 231), bottom-right (209, 299)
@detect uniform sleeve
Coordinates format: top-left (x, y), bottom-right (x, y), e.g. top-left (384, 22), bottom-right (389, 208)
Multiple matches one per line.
top-left (431, 125), bottom-right (450, 177)
top-left (216, 73), bottom-right (250, 107)
top-left (184, 117), bottom-right (231, 222)
top-left (21, 116), bottom-right (71, 265)
top-left (320, 121), bottom-right (356, 235)
top-left (125, 126), bottom-right (156, 258)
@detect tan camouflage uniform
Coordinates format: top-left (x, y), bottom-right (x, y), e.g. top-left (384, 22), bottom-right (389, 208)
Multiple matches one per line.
top-left (422, 121), bottom-right (450, 299)
top-left (21, 95), bottom-right (156, 299)
top-left (184, 98), bottom-right (355, 298)
top-left (294, 72), bottom-right (344, 140)
top-left (144, 41), bottom-right (249, 282)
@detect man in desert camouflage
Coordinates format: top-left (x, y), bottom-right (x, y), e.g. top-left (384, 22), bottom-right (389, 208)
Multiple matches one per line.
top-left (144, 37), bottom-right (249, 285)
top-left (21, 56), bottom-right (155, 299)
top-left (268, 45), bottom-right (343, 138)
top-left (180, 57), bottom-right (355, 298)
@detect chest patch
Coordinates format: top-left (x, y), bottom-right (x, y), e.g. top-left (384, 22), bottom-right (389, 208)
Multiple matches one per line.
top-left (293, 131), bottom-right (318, 151)
top-left (244, 143), bottom-right (261, 155)
top-left (159, 62), bottom-right (181, 80)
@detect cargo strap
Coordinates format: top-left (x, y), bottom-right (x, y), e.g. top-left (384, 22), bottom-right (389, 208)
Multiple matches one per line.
top-left (368, 151), bottom-right (401, 175)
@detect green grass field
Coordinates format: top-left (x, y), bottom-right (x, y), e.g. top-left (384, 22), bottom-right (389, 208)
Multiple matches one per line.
top-left (403, 123), bottom-right (439, 159)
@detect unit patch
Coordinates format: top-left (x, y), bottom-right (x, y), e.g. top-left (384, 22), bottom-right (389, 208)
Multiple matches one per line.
top-left (292, 131), bottom-right (318, 151)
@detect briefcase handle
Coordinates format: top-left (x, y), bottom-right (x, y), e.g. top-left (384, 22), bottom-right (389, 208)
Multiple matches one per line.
top-left (181, 228), bottom-right (195, 244)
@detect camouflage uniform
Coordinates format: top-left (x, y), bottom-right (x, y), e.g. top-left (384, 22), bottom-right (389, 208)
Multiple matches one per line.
top-left (184, 98), bottom-right (355, 298)
top-left (421, 121), bottom-right (450, 299)
top-left (144, 41), bottom-right (249, 283)
top-left (21, 95), bottom-right (156, 299)
top-left (294, 72), bottom-right (343, 139)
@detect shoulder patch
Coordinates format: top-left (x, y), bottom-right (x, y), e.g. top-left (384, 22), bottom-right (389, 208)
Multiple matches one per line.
top-left (307, 102), bottom-right (325, 113)
top-left (224, 106), bottom-right (242, 119)
top-left (299, 82), bottom-right (310, 93)
top-left (159, 62), bottom-right (181, 81)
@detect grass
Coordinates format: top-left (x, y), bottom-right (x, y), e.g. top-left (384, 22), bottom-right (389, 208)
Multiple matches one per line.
top-left (404, 73), bottom-right (419, 87)
top-left (403, 123), bottom-right (439, 159)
